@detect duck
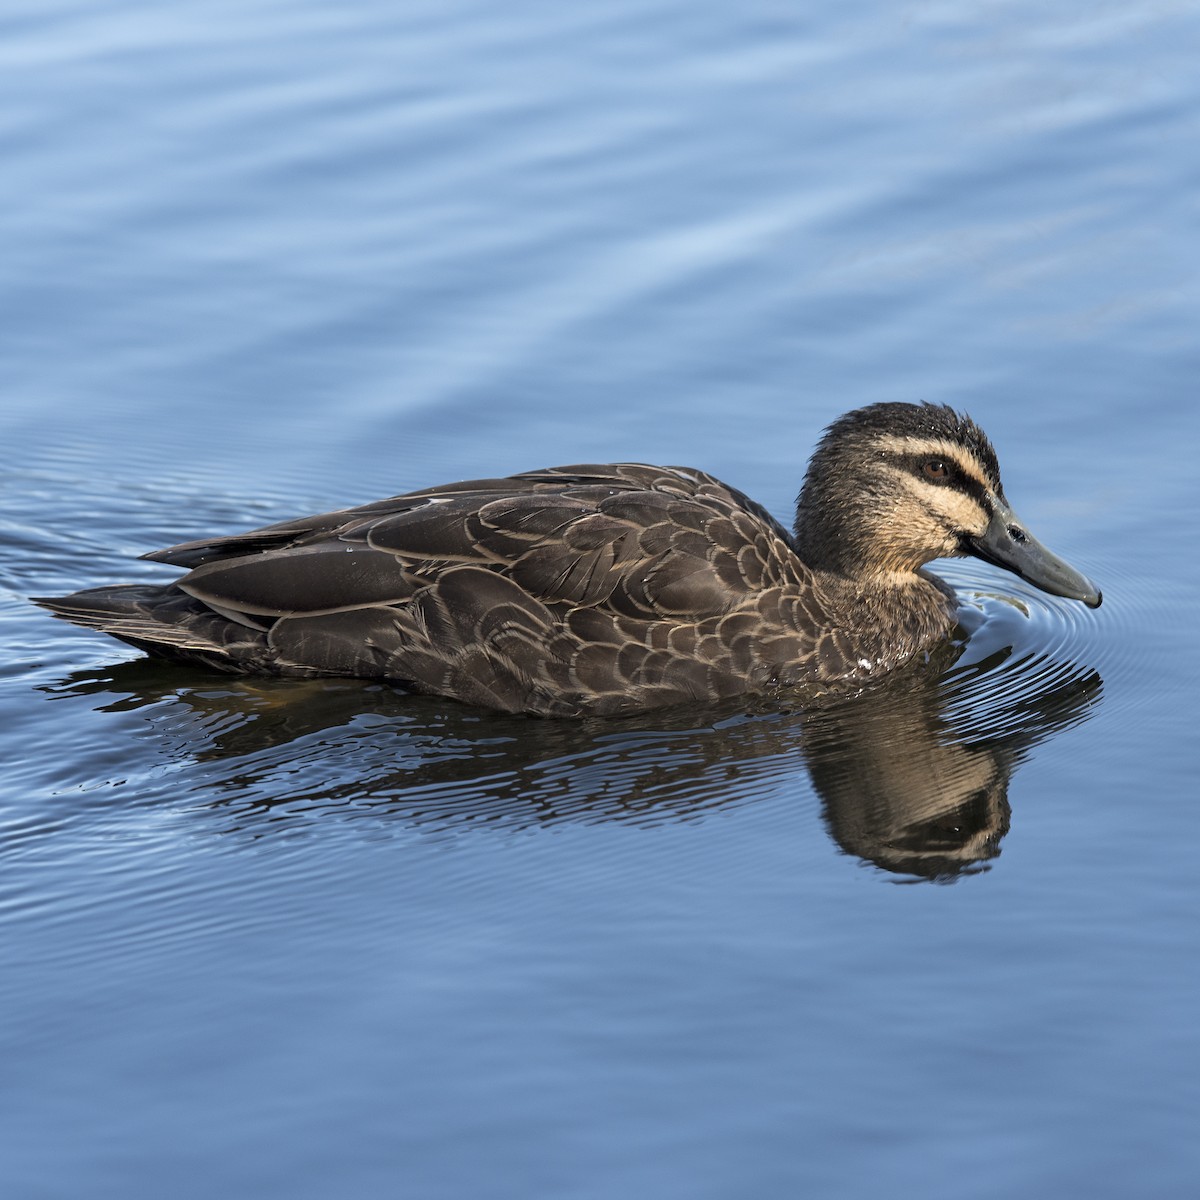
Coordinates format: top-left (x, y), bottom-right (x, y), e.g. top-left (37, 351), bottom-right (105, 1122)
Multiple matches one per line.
top-left (35, 402), bottom-right (1101, 717)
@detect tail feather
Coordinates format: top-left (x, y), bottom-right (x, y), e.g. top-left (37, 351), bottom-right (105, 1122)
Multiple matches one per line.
top-left (33, 585), bottom-right (269, 669)
top-left (34, 585), bottom-right (223, 650)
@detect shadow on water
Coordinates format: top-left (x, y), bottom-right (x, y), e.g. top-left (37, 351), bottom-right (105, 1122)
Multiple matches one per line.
top-left (41, 609), bottom-right (1103, 881)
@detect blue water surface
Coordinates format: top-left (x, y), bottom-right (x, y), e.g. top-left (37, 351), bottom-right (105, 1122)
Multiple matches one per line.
top-left (2, 1), bottom-right (1199, 1197)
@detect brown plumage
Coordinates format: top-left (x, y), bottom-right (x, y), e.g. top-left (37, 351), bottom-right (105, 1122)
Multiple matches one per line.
top-left (34, 403), bottom-right (1101, 716)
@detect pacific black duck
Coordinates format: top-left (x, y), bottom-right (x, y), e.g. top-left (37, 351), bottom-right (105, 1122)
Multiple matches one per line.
top-left (36, 402), bottom-right (1101, 716)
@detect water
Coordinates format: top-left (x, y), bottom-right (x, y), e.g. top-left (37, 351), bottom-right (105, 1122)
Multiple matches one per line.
top-left (2, 1), bottom-right (1199, 1196)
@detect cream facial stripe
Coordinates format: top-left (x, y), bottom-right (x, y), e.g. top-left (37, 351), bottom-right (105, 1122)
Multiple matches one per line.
top-left (873, 434), bottom-right (996, 503)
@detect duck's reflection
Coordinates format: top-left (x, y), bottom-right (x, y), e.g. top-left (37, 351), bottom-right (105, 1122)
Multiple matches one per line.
top-left (47, 637), bottom-right (1101, 880)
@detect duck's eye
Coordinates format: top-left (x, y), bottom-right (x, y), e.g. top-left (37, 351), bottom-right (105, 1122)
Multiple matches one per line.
top-left (922, 460), bottom-right (950, 480)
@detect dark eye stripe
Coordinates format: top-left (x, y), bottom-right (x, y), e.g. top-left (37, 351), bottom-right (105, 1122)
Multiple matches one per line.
top-left (902, 453), bottom-right (994, 513)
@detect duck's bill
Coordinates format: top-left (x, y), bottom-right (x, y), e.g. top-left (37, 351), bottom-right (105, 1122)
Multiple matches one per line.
top-left (966, 503), bottom-right (1102, 608)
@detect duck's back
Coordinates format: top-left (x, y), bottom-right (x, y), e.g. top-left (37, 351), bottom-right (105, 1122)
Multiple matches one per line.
top-left (40, 464), bottom-right (857, 716)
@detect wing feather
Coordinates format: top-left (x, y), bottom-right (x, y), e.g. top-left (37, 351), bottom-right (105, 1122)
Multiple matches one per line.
top-left (179, 544), bottom-right (416, 616)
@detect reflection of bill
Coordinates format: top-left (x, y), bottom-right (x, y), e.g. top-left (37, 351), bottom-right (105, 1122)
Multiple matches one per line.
top-left (45, 640), bottom-right (1101, 882)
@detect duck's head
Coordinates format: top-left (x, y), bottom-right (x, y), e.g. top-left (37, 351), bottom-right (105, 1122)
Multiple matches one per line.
top-left (793, 402), bottom-right (1102, 607)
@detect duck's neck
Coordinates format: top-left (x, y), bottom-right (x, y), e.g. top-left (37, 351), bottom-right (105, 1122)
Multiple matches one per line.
top-left (810, 567), bottom-right (960, 676)
top-left (814, 564), bottom-right (955, 601)
top-left (793, 496), bottom-right (958, 627)
top-left (793, 496), bottom-right (882, 579)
